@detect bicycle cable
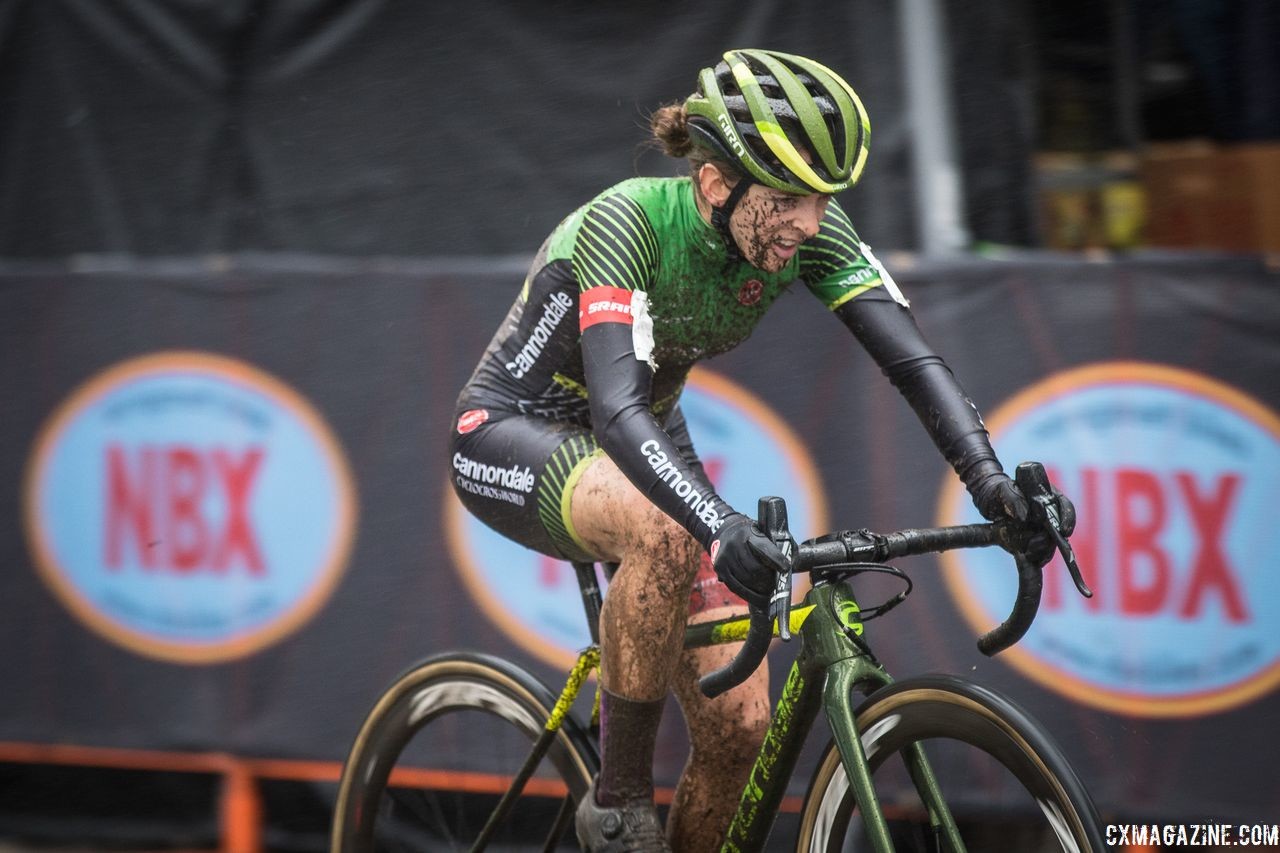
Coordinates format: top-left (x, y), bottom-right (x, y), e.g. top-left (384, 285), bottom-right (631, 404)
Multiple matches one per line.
top-left (813, 561), bottom-right (913, 623)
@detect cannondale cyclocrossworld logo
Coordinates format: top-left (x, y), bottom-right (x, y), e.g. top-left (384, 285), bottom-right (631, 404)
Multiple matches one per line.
top-left (445, 367), bottom-right (828, 670)
top-left (939, 362), bottom-right (1280, 716)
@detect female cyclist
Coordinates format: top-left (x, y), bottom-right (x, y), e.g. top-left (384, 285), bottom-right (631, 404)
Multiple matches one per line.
top-left (450, 48), bottom-right (1072, 852)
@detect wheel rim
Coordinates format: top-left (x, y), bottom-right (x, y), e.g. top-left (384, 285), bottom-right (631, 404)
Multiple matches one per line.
top-left (335, 665), bottom-right (595, 852)
top-left (801, 687), bottom-right (1095, 853)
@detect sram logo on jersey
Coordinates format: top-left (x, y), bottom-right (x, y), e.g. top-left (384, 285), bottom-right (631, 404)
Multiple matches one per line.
top-left (505, 291), bottom-right (575, 379)
top-left (452, 453), bottom-right (535, 493)
top-left (640, 439), bottom-right (724, 533)
top-left (579, 286), bottom-right (635, 330)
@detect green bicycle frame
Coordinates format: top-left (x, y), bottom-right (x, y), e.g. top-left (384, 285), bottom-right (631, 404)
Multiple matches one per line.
top-left (539, 575), bottom-right (967, 853)
top-left (704, 580), bottom-right (964, 853)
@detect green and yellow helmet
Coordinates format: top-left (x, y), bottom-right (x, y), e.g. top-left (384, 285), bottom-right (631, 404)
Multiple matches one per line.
top-left (685, 49), bottom-right (871, 195)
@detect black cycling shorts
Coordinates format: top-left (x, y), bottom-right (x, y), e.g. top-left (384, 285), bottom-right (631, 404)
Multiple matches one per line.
top-left (449, 405), bottom-right (702, 564)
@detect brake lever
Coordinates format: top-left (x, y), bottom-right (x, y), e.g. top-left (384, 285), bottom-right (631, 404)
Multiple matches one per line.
top-left (759, 497), bottom-right (795, 641)
top-left (771, 543), bottom-right (794, 641)
top-left (1014, 462), bottom-right (1092, 599)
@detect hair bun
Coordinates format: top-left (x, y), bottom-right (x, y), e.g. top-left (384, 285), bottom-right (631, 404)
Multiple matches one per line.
top-left (650, 103), bottom-right (693, 159)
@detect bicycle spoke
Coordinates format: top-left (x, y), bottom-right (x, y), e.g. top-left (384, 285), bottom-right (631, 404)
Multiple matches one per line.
top-left (470, 728), bottom-right (560, 850)
top-left (541, 795), bottom-right (577, 853)
top-left (799, 676), bottom-right (1102, 852)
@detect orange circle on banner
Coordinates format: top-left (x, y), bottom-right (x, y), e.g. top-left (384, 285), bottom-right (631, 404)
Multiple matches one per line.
top-left (24, 351), bottom-right (358, 664)
top-left (938, 361), bottom-right (1280, 717)
top-left (445, 366), bottom-right (828, 671)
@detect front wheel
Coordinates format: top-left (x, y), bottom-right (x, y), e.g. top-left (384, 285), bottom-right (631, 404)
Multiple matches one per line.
top-left (331, 651), bottom-right (598, 852)
top-left (796, 674), bottom-right (1105, 852)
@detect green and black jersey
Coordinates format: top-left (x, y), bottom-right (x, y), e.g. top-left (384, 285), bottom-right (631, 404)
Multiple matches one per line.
top-left (461, 177), bottom-right (892, 427)
top-left (457, 176), bottom-right (991, 554)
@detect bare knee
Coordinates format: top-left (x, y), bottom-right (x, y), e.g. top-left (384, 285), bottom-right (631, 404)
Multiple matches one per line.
top-left (717, 693), bottom-right (770, 748)
top-left (688, 684), bottom-right (770, 772)
top-left (571, 455), bottom-right (702, 586)
top-left (617, 499), bottom-right (702, 593)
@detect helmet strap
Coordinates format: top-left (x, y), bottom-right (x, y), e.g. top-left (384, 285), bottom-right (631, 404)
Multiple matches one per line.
top-left (710, 175), bottom-right (754, 265)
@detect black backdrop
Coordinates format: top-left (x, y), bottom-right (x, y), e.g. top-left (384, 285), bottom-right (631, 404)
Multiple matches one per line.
top-left (0, 0), bottom-right (1042, 257)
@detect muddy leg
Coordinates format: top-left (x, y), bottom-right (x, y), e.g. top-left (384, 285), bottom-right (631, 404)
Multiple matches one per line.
top-left (667, 603), bottom-right (770, 852)
top-left (570, 455), bottom-right (702, 806)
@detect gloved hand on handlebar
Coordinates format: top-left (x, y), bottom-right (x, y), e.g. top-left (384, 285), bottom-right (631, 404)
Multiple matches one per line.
top-left (710, 513), bottom-right (789, 611)
top-left (970, 467), bottom-right (1076, 566)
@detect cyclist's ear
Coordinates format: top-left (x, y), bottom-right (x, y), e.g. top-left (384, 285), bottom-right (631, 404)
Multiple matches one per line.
top-left (696, 163), bottom-right (732, 207)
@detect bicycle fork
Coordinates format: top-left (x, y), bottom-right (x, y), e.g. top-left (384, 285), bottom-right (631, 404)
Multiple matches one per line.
top-left (816, 584), bottom-right (966, 853)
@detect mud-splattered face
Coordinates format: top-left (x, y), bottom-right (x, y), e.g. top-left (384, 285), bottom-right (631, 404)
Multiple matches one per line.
top-left (728, 185), bottom-right (831, 272)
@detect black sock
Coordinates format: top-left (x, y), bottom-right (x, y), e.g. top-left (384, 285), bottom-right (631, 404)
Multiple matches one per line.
top-left (595, 688), bottom-right (665, 806)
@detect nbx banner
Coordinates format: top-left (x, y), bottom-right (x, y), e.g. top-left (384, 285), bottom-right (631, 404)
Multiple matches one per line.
top-left (1, 253), bottom-right (1277, 828)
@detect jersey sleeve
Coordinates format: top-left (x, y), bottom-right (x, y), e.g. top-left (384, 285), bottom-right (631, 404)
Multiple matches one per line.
top-left (833, 284), bottom-right (1004, 507)
top-left (804, 200), bottom-right (1004, 509)
top-left (798, 200), bottom-right (908, 311)
top-left (571, 193), bottom-right (660, 294)
top-left (572, 193), bottom-right (734, 549)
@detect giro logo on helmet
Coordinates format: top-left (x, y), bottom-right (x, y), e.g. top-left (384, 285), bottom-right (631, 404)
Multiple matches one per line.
top-left (717, 113), bottom-right (748, 159)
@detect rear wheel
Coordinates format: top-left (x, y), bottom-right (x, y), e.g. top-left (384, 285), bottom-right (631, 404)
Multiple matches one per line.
top-left (331, 652), bottom-right (598, 852)
top-left (796, 674), bottom-right (1104, 852)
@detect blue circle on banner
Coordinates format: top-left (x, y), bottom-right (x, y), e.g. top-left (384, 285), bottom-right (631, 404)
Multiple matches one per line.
top-left (939, 362), bottom-right (1280, 717)
top-left (24, 352), bottom-right (358, 664)
top-left (446, 367), bottom-right (828, 670)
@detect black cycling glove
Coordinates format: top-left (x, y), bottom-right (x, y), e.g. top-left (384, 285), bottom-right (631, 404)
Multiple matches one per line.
top-left (710, 513), bottom-right (788, 611)
top-left (969, 466), bottom-right (1029, 523)
top-left (971, 465), bottom-right (1077, 565)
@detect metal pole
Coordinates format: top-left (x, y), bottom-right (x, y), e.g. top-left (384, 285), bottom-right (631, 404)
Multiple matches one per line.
top-left (1110, 0), bottom-right (1143, 150)
top-left (898, 0), bottom-right (970, 255)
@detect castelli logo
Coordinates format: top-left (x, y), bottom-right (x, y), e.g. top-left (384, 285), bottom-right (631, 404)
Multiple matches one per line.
top-left (457, 409), bottom-right (489, 435)
top-left (710, 539), bottom-right (722, 564)
top-left (737, 279), bottom-right (764, 306)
